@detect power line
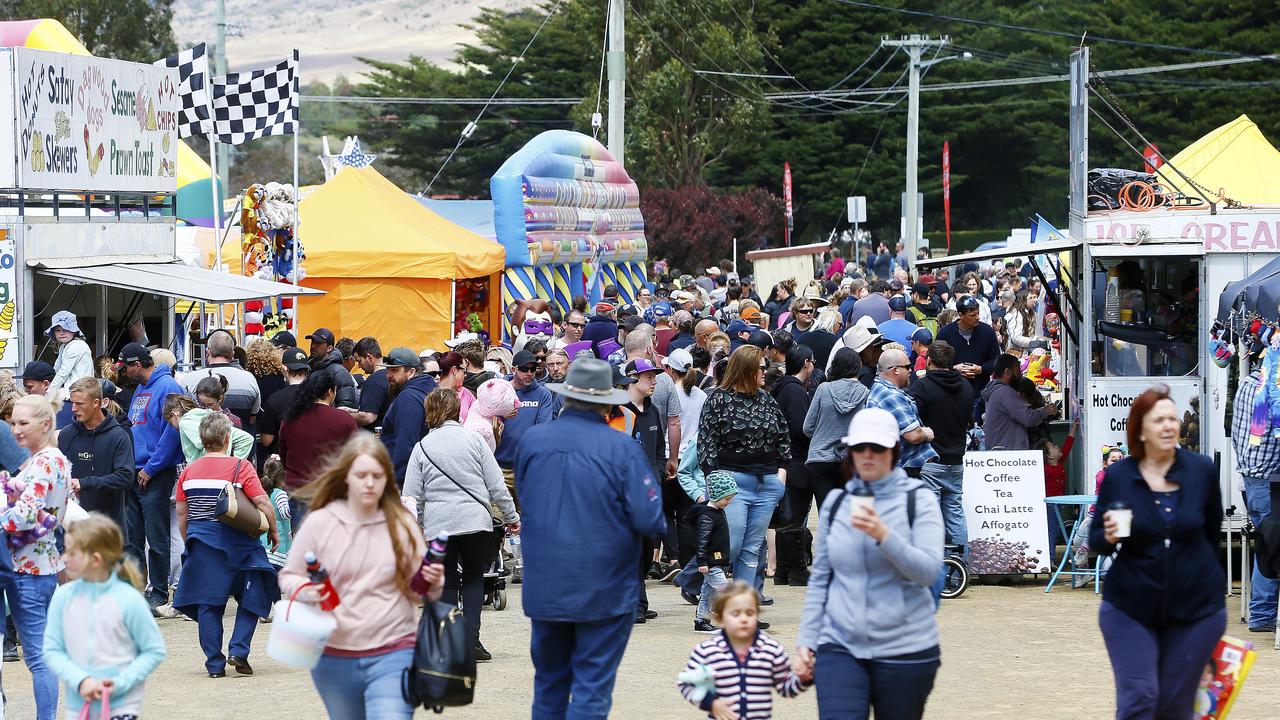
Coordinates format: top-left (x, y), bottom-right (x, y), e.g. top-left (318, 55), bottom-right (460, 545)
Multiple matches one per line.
top-left (303, 95), bottom-right (582, 106)
top-left (423, 0), bottom-right (567, 195)
top-left (829, 0), bottom-right (1279, 61)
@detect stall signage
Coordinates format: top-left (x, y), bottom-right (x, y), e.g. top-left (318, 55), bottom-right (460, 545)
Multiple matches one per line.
top-left (15, 48), bottom-right (178, 193)
top-left (0, 231), bottom-right (16, 368)
top-left (1086, 212), bottom-right (1280, 253)
top-left (1083, 378), bottom-right (1199, 488)
top-left (961, 451), bottom-right (1051, 575)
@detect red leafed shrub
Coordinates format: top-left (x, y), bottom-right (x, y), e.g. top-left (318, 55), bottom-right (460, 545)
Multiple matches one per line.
top-left (640, 186), bottom-right (784, 273)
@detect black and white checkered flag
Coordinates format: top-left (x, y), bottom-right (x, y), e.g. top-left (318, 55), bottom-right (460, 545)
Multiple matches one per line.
top-left (153, 43), bottom-right (211, 138)
top-left (209, 50), bottom-right (299, 145)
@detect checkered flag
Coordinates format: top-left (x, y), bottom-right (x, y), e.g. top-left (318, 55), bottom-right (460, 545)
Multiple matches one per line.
top-left (154, 43), bottom-right (211, 138)
top-left (209, 50), bottom-right (299, 145)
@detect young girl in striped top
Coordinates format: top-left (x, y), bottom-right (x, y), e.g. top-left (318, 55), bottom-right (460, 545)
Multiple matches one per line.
top-left (678, 582), bottom-right (810, 719)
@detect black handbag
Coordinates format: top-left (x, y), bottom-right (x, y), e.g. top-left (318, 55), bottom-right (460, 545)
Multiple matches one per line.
top-left (402, 601), bottom-right (476, 710)
top-left (214, 460), bottom-right (267, 537)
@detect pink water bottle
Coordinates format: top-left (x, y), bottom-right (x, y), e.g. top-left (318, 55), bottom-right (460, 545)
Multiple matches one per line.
top-left (411, 535), bottom-right (448, 596)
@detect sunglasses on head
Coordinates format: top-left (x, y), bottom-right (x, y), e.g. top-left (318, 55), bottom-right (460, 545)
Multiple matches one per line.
top-left (517, 364), bottom-right (539, 373)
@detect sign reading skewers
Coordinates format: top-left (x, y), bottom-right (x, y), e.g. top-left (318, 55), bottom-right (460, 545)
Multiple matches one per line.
top-left (14, 47), bottom-right (178, 193)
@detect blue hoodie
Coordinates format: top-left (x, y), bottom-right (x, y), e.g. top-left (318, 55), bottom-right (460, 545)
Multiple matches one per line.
top-left (381, 372), bottom-right (438, 486)
top-left (126, 365), bottom-right (185, 474)
top-left (494, 378), bottom-right (555, 469)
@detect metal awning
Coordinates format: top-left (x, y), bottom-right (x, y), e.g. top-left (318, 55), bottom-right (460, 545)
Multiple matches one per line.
top-left (34, 262), bottom-right (325, 303)
top-left (916, 238), bottom-right (1082, 270)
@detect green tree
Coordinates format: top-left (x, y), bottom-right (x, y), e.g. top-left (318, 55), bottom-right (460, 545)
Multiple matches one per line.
top-left (0, 0), bottom-right (177, 62)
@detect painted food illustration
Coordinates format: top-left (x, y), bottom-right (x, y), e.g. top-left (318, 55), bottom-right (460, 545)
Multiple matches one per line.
top-left (30, 131), bottom-right (45, 171)
top-left (83, 126), bottom-right (104, 176)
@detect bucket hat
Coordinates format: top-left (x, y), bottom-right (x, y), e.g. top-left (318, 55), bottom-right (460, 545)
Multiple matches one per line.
top-left (546, 357), bottom-right (632, 405)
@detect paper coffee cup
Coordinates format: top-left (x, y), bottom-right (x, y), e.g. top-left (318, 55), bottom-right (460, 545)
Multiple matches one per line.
top-left (1109, 504), bottom-right (1133, 539)
top-left (850, 495), bottom-right (874, 522)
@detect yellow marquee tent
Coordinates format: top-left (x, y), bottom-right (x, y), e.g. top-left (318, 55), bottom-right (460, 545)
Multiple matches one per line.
top-left (215, 167), bottom-right (506, 350)
top-left (1156, 114), bottom-right (1280, 206)
top-left (299, 167), bottom-right (505, 350)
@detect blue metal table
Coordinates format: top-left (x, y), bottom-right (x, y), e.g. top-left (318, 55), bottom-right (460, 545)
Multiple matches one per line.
top-left (1044, 494), bottom-right (1102, 593)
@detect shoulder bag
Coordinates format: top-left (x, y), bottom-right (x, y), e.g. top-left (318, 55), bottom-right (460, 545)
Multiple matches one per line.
top-left (402, 600), bottom-right (476, 710)
top-left (215, 459), bottom-right (268, 536)
top-left (416, 440), bottom-right (505, 558)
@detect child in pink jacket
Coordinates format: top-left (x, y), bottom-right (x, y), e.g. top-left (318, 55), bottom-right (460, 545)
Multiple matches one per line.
top-left (463, 378), bottom-right (519, 452)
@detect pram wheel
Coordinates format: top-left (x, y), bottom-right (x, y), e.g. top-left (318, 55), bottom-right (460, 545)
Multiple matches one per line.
top-left (492, 587), bottom-right (508, 611)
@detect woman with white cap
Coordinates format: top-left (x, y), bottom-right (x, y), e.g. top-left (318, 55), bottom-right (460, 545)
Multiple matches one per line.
top-left (45, 311), bottom-right (94, 397)
top-left (794, 407), bottom-right (944, 720)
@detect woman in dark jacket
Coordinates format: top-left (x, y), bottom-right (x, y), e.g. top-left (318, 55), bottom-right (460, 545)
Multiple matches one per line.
top-left (769, 345), bottom-right (815, 586)
top-left (1089, 385), bottom-right (1225, 719)
top-left (697, 345), bottom-right (790, 594)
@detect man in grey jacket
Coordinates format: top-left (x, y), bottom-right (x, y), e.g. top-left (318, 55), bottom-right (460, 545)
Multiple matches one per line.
top-left (979, 354), bottom-right (1059, 450)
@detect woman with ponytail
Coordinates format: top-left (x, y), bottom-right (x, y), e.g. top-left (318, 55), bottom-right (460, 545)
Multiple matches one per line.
top-left (44, 514), bottom-right (166, 719)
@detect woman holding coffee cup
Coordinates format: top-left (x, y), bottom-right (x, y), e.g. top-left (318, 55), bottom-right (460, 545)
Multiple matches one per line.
top-left (794, 407), bottom-right (944, 719)
top-left (1089, 385), bottom-right (1225, 719)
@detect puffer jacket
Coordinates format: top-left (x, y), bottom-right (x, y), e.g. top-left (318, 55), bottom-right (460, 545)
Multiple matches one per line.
top-left (687, 501), bottom-right (731, 568)
top-left (310, 349), bottom-right (358, 409)
top-left (797, 469), bottom-right (943, 658)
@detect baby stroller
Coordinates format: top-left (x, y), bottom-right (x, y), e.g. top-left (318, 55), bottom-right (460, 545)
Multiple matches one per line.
top-left (483, 528), bottom-right (511, 611)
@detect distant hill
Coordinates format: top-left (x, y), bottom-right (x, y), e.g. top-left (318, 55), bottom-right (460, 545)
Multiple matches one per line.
top-left (172, 0), bottom-right (532, 82)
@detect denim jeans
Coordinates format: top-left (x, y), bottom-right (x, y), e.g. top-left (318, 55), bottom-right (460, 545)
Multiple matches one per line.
top-left (721, 472), bottom-right (784, 588)
top-left (696, 567), bottom-right (728, 621)
top-left (814, 643), bottom-right (939, 720)
top-left (138, 467), bottom-right (176, 604)
top-left (531, 614), bottom-right (633, 720)
top-left (196, 604), bottom-right (260, 674)
top-left (1244, 476), bottom-right (1279, 628)
top-left (7, 573), bottom-right (58, 720)
top-left (311, 647), bottom-right (415, 720)
top-left (124, 485), bottom-right (145, 568)
top-left (289, 496), bottom-right (310, 531)
top-left (1099, 601), bottom-right (1226, 720)
top-left (919, 462), bottom-right (967, 547)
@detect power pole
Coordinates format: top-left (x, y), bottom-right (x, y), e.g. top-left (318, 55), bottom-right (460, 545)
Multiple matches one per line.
top-left (881, 34), bottom-right (950, 272)
top-left (607, 0), bottom-right (625, 165)
top-left (214, 0), bottom-right (231, 201)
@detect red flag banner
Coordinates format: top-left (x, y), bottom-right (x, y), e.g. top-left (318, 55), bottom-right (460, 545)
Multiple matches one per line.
top-left (942, 141), bottom-right (951, 251)
top-left (1143, 143), bottom-right (1163, 174)
top-left (783, 162), bottom-right (793, 247)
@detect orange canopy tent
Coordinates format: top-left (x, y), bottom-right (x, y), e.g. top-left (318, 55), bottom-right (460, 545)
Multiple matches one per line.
top-left (216, 167), bottom-right (505, 351)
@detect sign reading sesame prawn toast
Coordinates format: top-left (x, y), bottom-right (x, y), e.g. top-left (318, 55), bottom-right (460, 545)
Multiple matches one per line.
top-left (961, 451), bottom-right (1052, 575)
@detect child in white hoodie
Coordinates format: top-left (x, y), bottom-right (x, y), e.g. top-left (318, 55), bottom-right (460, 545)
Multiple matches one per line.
top-left (45, 311), bottom-right (95, 398)
top-left (44, 514), bottom-right (166, 719)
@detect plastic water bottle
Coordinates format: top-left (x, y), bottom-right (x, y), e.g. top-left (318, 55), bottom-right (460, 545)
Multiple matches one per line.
top-left (304, 551), bottom-right (341, 611)
top-left (411, 535), bottom-right (449, 596)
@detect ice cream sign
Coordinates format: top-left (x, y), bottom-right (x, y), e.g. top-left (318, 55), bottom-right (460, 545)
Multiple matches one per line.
top-left (1086, 210), bottom-right (1280, 253)
top-left (14, 47), bottom-right (178, 193)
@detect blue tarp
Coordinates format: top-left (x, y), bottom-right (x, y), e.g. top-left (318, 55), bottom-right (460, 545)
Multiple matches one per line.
top-left (414, 198), bottom-right (497, 241)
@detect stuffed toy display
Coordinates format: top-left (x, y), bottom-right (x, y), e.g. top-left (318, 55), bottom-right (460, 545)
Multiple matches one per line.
top-left (508, 298), bottom-right (553, 353)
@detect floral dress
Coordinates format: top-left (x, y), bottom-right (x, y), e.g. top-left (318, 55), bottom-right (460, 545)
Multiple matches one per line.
top-left (0, 447), bottom-right (71, 575)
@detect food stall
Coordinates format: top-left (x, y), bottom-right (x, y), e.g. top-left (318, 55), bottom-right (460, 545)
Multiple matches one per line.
top-left (2, 46), bottom-right (317, 368)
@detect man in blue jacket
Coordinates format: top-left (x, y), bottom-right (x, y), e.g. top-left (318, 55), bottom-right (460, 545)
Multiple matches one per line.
top-left (518, 358), bottom-right (666, 720)
top-left (379, 347), bottom-right (437, 487)
top-left (499, 349), bottom-right (556, 583)
top-left (117, 342), bottom-right (185, 612)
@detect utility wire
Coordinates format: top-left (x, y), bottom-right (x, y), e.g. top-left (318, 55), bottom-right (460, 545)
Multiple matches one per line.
top-left (830, 0), bottom-right (1279, 61)
top-left (423, 0), bottom-right (566, 195)
top-left (593, 0), bottom-right (609, 138)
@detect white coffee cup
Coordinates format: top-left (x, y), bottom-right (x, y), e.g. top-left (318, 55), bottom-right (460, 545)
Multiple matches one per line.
top-left (1108, 505), bottom-right (1133, 539)
top-left (850, 495), bottom-right (875, 522)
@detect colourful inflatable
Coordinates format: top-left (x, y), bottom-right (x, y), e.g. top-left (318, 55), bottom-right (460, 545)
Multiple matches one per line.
top-left (490, 130), bottom-right (648, 343)
top-left (0, 19), bottom-right (221, 226)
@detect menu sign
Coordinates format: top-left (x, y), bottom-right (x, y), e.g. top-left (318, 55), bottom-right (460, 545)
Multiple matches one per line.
top-left (16, 47), bottom-right (178, 193)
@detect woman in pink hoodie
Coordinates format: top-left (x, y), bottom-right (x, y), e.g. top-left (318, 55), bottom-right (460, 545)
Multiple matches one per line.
top-left (462, 377), bottom-right (519, 452)
top-left (279, 433), bottom-right (443, 719)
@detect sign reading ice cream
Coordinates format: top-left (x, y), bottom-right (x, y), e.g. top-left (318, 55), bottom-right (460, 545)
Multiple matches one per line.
top-left (15, 47), bottom-right (178, 193)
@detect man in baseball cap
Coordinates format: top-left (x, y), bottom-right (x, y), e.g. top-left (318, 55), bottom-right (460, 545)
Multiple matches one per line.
top-left (878, 295), bottom-right (918, 351)
top-left (519, 356), bottom-right (665, 711)
top-left (622, 356), bottom-right (667, 623)
top-left (910, 326), bottom-right (933, 376)
top-left (305, 328), bottom-right (356, 409)
top-left (19, 361), bottom-right (55, 396)
top-left (380, 347), bottom-right (433, 484)
top-left (270, 330), bottom-right (297, 349)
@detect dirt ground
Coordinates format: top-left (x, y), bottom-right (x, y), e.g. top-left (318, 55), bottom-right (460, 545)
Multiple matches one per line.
top-left (4, 578), bottom-right (1277, 719)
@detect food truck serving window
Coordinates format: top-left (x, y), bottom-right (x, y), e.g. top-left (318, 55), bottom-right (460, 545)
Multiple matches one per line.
top-left (1091, 255), bottom-right (1200, 378)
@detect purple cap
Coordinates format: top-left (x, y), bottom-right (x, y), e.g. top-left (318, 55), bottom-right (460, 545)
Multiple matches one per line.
top-left (625, 358), bottom-right (661, 376)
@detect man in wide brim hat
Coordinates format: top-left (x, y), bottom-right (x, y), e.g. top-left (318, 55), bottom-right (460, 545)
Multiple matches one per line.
top-left (514, 355), bottom-right (666, 717)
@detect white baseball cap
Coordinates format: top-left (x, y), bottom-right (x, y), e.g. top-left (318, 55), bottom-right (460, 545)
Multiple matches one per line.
top-left (662, 347), bottom-right (693, 373)
top-left (841, 407), bottom-right (900, 448)
top-left (443, 331), bottom-right (479, 348)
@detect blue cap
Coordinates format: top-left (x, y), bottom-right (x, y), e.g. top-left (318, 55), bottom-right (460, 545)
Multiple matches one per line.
top-left (45, 310), bottom-right (81, 337)
top-left (651, 301), bottom-right (673, 317)
top-left (911, 327), bottom-right (933, 345)
top-left (726, 319), bottom-right (752, 335)
top-left (888, 295), bottom-right (908, 312)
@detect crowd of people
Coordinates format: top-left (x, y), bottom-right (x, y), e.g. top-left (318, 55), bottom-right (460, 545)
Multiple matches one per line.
top-left (0, 244), bottom-right (1250, 720)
